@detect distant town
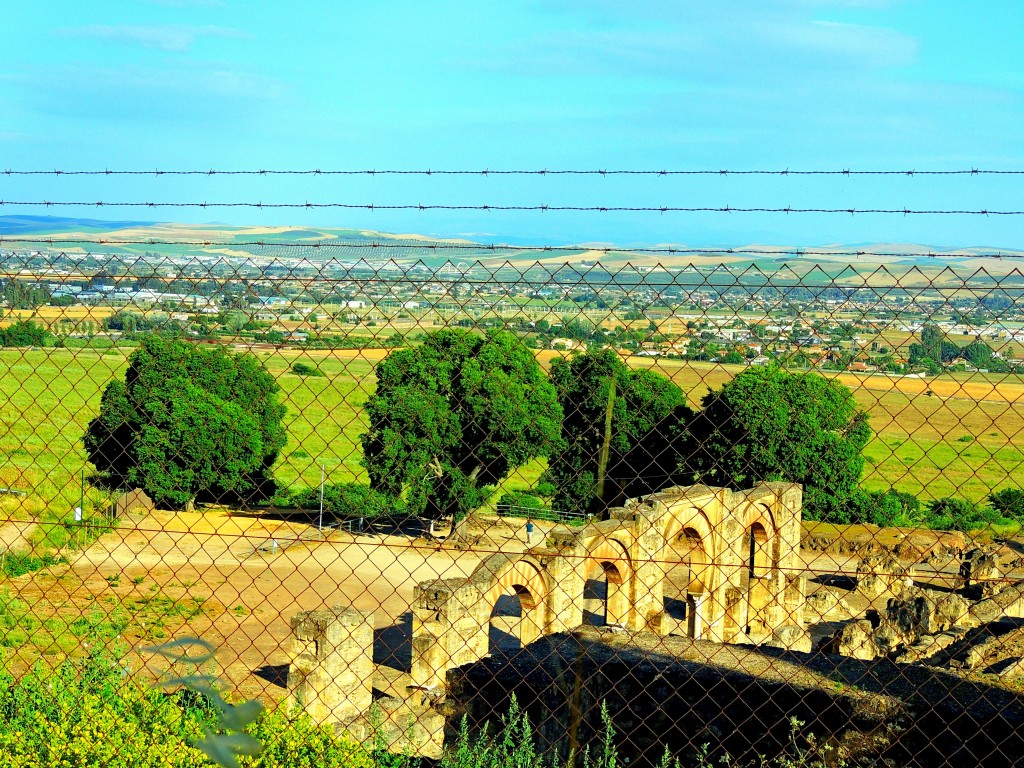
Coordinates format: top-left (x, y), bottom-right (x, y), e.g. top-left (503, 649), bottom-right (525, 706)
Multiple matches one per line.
top-left (1, 247), bottom-right (1021, 375)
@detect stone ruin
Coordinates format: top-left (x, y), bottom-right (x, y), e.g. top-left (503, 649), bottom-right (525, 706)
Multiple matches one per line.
top-left (410, 481), bottom-right (805, 687)
top-left (818, 541), bottom-right (1024, 666)
top-left (287, 605), bottom-right (373, 725)
top-left (285, 481), bottom-right (807, 732)
top-left (279, 483), bottom-right (1024, 764)
top-left (114, 488), bottom-right (155, 517)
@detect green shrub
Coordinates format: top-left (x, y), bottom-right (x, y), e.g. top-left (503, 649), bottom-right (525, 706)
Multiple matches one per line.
top-left (497, 491), bottom-right (545, 510)
top-left (0, 551), bottom-right (65, 578)
top-left (290, 362), bottom-right (325, 378)
top-left (989, 488), bottom-right (1024, 520)
top-left (844, 489), bottom-right (921, 527)
top-left (0, 651), bottom-right (374, 768)
top-left (926, 497), bottom-right (1008, 531)
top-left (290, 482), bottom-right (404, 523)
top-left (533, 481), bottom-right (557, 499)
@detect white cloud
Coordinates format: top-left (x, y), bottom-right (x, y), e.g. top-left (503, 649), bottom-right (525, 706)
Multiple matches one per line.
top-left (758, 19), bottom-right (919, 67)
top-left (467, 13), bottom-right (917, 80)
top-left (64, 24), bottom-right (243, 52)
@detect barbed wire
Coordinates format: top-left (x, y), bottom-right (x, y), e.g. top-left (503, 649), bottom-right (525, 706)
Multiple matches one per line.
top-left (3, 237), bottom-right (1024, 261)
top-left (3, 168), bottom-right (1024, 176)
top-left (1, 200), bottom-right (1023, 215)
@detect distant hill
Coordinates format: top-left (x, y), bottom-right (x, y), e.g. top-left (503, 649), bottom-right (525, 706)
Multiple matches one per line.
top-left (1, 215), bottom-right (1021, 276)
top-left (0, 215), bottom-right (158, 235)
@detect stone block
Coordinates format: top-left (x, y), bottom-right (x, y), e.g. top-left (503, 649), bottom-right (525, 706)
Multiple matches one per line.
top-left (287, 605), bottom-right (373, 724)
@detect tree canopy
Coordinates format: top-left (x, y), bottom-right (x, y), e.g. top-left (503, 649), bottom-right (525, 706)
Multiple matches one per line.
top-left (361, 328), bottom-right (561, 521)
top-left (682, 366), bottom-right (871, 521)
top-left (0, 319), bottom-right (52, 347)
top-left (84, 336), bottom-right (286, 509)
top-left (546, 348), bottom-right (694, 515)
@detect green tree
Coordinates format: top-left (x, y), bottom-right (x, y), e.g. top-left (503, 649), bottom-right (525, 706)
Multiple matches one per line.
top-left (104, 310), bottom-right (145, 333)
top-left (223, 311), bottom-right (248, 333)
top-left (962, 340), bottom-right (994, 367)
top-left (290, 361), bottom-right (324, 377)
top-left (0, 319), bottom-right (53, 347)
top-left (361, 329), bottom-right (561, 522)
top-left (682, 366), bottom-right (871, 521)
top-left (84, 336), bottom-right (286, 508)
top-left (546, 348), bottom-right (694, 515)
top-left (1, 279), bottom-right (50, 309)
top-left (921, 324), bottom-right (959, 363)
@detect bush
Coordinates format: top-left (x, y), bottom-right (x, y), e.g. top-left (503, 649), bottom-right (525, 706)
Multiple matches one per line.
top-left (926, 497), bottom-right (1008, 532)
top-left (0, 319), bottom-right (53, 347)
top-left (844, 489), bottom-right (921, 527)
top-left (0, 551), bottom-right (65, 578)
top-left (0, 651), bottom-right (373, 768)
top-left (989, 488), bottom-right (1024, 520)
top-left (290, 482), bottom-right (403, 524)
top-left (497, 491), bottom-right (545, 511)
top-left (533, 481), bottom-right (557, 499)
top-left (290, 361), bottom-right (324, 377)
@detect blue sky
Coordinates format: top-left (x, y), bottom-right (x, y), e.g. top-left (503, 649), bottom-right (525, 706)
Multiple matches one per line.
top-left (1, 0), bottom-right (1022, 249)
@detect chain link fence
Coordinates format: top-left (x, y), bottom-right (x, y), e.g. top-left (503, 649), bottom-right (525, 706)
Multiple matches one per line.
top-left (0, 251), bottom-right (1021, 767)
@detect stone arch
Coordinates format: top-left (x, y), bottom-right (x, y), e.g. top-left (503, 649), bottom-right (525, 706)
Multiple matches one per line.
top-left (660, 507), bottom-right (718, 637)
top-left (744, 500), bottom-right (777, 540)
top-left (663, 508), bottom-right (718, 592)
top-left (582, 537), bottom-right (632, 627)
top-left (748, 522), bottom-right (770, 579)
top-left (741, 501), bottom-right (778, 579)
top-left (479, 556), bottom-right (551, 648)
top-left (736, 499), bottom-right (782, 639)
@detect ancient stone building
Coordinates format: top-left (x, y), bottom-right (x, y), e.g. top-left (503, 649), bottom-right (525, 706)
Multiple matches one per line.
top-left (411, 481), bottom-right (804, 688)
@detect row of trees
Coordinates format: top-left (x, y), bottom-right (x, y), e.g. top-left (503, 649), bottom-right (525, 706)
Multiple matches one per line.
top-left (360, 330), bottom-right (875, 524)
top-left (908, 324), bottom-right (1006, 372)
top-left (85, 329), bottom-right (1007, 528)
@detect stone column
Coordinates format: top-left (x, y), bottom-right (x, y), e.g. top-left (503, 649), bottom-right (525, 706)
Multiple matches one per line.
top-left (287, 605), bottom-right (374, 724)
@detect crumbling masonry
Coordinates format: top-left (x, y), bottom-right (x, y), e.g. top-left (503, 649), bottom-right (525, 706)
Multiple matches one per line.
top-left (410, 481), bottom-right (804, 688)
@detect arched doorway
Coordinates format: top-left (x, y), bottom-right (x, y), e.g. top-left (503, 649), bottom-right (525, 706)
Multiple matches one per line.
top-left (664, 525), bottom-right (711, 639)
top-left (583, 539), bottom-right (632, 628)
top-left (583, 560), bottom-right (626, 626)
top-left (742, 516), bottom-right (775, 638)
top-left (488, 585), bottom-right (537, 652)
top-left (481, 558), bottom-right (549, 652)
top-left (747, 522), bottom-right (770, 579)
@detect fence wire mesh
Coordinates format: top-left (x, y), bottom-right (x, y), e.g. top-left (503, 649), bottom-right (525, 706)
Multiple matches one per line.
top-left (0, 246), bottom-right (1021, 767)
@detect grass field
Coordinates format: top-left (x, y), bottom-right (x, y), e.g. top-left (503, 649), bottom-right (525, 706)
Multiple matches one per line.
top-left (0, 345), bottom-right (1019, 533)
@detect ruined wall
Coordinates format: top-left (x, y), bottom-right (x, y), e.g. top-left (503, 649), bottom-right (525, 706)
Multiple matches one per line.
top-left (410, 482), bottom-right (806, 691)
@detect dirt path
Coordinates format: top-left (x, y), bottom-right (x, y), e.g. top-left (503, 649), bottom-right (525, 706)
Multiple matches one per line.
top-left (51, 509), bottom-right (481, 701)
top-left (0, 521), bottom-right (37, 551)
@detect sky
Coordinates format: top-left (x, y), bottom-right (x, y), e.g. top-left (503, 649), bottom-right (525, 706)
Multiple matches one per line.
top-left (1, 0), bottom-right (1023, 250)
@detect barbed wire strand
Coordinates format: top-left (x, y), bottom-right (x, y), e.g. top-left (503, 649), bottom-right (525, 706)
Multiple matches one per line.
top-left (1, 200), bottom-right (1023, 215)
top-left (4, 168), bottom-right (1024, 176)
